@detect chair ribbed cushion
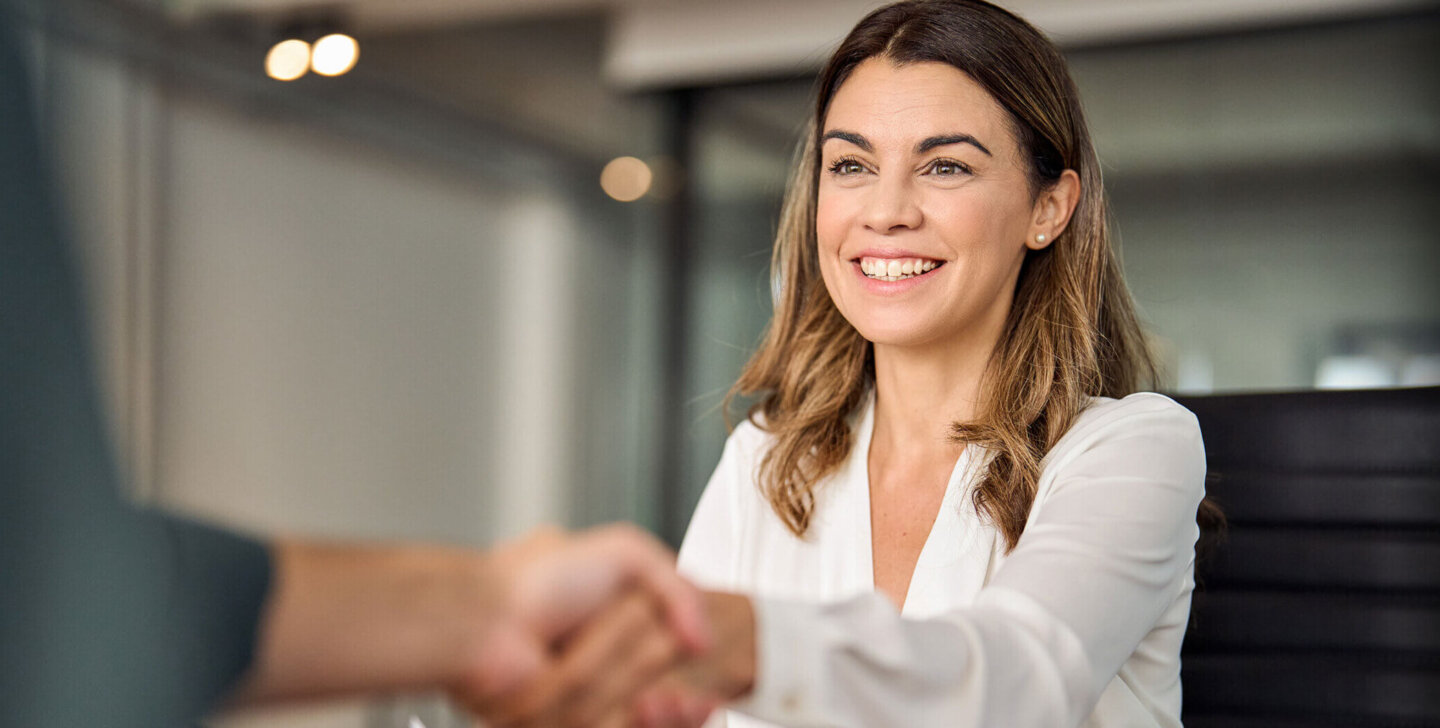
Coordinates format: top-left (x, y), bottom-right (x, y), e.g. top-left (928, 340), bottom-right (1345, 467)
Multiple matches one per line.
top-left (1174, 387), bottom-right (1440, 727)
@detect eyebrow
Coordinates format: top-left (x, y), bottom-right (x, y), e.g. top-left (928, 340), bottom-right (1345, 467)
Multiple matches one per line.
top-left (917, 133), bottom-right (992, 156)
top-left (821, 129), bottom-right (992, 157)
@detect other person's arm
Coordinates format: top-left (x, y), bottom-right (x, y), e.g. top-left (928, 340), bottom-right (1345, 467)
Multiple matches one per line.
top-left (230, 525), bottom-right (709, 715)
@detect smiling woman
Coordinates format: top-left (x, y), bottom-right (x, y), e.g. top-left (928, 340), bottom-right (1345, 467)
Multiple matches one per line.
top-left (665, 1), bottom-right (1223, 727)
top-left (813, 56), bottom-right (1088, 607)
top-left (816, 60), bottom-right (1080, 382)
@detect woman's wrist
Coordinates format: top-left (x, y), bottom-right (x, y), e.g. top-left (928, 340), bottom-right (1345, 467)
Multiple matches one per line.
top-left (698, 591), bottom-right (757, 700)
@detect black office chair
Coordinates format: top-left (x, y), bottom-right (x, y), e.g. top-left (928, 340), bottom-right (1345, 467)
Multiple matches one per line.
top-left (1174, 387), bottom-right (1440, 728)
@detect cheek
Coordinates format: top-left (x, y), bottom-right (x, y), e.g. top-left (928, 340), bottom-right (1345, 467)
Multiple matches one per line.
top-left (939, 192), bottom-right (1028, 260)
top-left (814, 193), bottom-right (852, 295)
top-left (815, 191), bottom-right (846, 255)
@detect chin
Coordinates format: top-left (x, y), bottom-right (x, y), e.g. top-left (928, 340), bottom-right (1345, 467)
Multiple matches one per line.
top-left (848, 319), bottom-right (940, 349)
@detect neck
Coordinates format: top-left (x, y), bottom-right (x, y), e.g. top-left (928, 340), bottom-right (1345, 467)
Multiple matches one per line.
top-left (870, 325), bottom-right (1001, 460)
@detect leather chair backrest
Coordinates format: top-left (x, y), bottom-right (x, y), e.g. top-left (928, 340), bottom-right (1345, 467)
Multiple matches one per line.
top-left (1174, 387), bottom-right (1440, 728)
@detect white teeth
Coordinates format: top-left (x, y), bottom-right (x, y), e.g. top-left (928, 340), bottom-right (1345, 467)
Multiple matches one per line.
top-left (858, 256), bottom-right (940, 281)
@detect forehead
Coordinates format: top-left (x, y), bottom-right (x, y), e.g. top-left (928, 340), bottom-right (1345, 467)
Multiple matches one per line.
top-left (823, 58), bottom-right (1015, 152)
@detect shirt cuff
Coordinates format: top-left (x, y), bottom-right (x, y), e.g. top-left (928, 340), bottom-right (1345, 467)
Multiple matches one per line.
top-left (727, 594), bottom-right (899, 727)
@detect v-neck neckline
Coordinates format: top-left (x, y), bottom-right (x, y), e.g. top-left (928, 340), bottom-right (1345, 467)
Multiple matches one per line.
top-left (852, 393), bottom-right (977, 617)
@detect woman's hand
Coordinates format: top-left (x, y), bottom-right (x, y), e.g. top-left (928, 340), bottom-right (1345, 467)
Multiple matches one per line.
top-left (480, 589), bottom-right (760, 725)
top-left (476, 589), bottom-right (684, 727)
top-left (450, 524), bottom-right (711, 719)
top-left (633, 591), bottom-right (758, 728)
top-left (472, 589), bottom-right (754, 728)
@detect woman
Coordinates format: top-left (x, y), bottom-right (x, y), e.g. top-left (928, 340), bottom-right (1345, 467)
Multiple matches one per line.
top-left (673, 1), bottom-right (1218, 726)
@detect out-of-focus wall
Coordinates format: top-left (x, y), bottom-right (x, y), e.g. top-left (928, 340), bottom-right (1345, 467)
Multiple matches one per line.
top-left (1072, 18), bottom-right (1440, 392)
top-left (36, 9), bottom-right (669, 544)
top-left (154, 95), bottom-right (526, 542)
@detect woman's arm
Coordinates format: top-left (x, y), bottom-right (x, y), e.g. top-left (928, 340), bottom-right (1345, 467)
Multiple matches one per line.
top-left (675, 397), bottom-right (1205, 727)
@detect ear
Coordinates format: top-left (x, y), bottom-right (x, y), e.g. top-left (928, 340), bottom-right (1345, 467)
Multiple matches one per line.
top-left (1026, 169), bottom-right (1080, 250)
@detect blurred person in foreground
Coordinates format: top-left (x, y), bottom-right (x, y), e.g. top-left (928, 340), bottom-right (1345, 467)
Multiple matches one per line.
top-left (0, 18), bottom-right (717, 728)
top-left (583, 1), bottom-right (1223, 725)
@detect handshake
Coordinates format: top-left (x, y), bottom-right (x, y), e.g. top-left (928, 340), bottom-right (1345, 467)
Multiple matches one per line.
top-left (232, 525), bottom-right (755, 728)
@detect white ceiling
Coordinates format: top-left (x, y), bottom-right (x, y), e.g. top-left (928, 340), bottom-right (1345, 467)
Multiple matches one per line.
top-left (174, 0), bottom-right (1435, 32)
top-left (173, 0), bottom-right (1438, 88)
top-left (171, 0), bottom-right (610, 27)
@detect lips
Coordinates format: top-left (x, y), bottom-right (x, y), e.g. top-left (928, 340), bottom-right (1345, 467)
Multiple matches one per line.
top-left (856, 256), bottom-right (943, 281)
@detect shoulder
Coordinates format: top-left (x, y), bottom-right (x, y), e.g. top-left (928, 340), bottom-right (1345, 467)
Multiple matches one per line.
top-left (707, 417), bottom-right (775, 480)
top-left (727, 416), bottom-right (775, 457)
top-left (1067, 391), bottom-right (1201, 444)
top-left (1042, 392), bottom-right (1206, 482)
top-left (1024, 393), bottom-right (1208, 542)
top-left (700, 417), bottom-right (776, 501)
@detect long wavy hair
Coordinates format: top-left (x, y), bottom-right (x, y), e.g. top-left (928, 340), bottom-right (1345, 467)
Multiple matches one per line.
top-left (729, 0), bottom-right (1223, 551)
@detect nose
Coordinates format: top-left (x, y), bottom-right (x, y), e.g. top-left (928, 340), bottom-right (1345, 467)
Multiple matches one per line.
top-left (860, 173), bottom-right (922, 233)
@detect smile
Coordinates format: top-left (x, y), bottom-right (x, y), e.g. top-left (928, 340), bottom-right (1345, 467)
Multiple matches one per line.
top-left (857, 256), bottom-right (943, 282)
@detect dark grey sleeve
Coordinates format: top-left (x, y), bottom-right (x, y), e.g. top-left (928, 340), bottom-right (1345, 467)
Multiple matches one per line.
top-left (0, 20), bottom-right (273, 727)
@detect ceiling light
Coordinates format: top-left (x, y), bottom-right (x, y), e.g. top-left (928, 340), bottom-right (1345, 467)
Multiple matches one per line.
top-left (265, 38), bottom-right (311, 81)
top-left (600, 157), bottom-right (653, 202)
top-left (311, 33), bottom-right (360, 77)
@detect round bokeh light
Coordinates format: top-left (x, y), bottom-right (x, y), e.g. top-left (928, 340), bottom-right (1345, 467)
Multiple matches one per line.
top-left (311, 34), bottom-right (360, 77)
top-left (265, 39), bottom-right (311, 81)
top-left (600, 156), bottom-right (653, 202)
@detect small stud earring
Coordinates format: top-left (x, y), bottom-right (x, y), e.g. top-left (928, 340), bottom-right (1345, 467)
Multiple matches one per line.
top-left (1035, 233), bottom-right (1047, 245)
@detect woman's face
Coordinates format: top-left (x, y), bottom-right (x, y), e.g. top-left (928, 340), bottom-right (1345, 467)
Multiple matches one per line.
top-left (816, 58), bottom-right (1054, 352)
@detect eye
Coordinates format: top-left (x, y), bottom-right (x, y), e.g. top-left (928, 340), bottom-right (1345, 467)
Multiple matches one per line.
top-left (827, 157), bottom-right (868, 176)
top-left (925, 158), bottom-right (972, 177)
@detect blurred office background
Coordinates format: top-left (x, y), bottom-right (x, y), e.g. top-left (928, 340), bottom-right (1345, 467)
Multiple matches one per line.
top-left (5, 0), bottom-right (1438, 723)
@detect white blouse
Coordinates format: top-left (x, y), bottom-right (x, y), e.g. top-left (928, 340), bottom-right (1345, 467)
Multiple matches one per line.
top-left (677, 392), bottom-right (1206, 728)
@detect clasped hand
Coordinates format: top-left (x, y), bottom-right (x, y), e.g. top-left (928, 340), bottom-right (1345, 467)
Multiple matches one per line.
top-left (453, 526), bottom-right (755, 728)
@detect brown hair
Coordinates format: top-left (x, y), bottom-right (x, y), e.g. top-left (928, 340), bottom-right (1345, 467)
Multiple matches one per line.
top-left (729, 0), bottom-right (1222, 550)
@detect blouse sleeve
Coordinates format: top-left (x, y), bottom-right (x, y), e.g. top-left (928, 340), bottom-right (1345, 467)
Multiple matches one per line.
top-left (728, 395), bottom-right (1206, 728)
